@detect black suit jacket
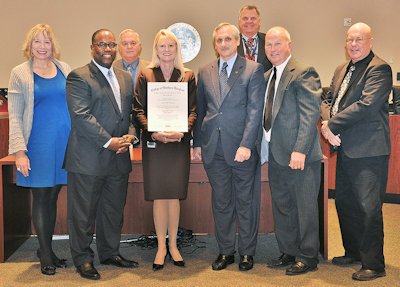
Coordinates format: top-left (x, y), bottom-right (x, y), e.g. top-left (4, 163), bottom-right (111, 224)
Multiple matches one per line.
top-left (65, 61), bottom-right (134, 176)
top-left (327, 53), bottom-right (392, 158)
top-left (238, 32), bottom-right (272, 73)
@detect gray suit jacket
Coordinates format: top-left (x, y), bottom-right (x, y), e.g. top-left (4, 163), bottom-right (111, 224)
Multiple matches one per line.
top-left (193, 55), bottom-right (265, 165)
top-left (267, 58), bottom-right (323, 166)
top-left (64, 61), bottom-right (134, 176)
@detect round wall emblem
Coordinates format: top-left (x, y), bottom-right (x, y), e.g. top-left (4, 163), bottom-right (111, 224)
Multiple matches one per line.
top-left (167, 23), bottom-right (201, 63)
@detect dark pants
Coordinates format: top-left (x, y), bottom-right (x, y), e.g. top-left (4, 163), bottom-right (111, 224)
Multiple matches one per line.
top-left (268, 153), bottom-right (321, 267)
top-left (67, 172), bottom-right (128, 267)
top-left (204, 139), bottom-right (260, 256)
top-left (335, 151), bottom-right (388, 271)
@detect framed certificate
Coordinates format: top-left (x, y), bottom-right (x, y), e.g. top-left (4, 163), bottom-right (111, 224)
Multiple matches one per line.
top-left (147, 82), bottom-right (188, 132)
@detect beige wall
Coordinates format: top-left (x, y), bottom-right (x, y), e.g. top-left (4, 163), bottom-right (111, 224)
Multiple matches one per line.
top-left (1, 0), bottom-right (399, 88)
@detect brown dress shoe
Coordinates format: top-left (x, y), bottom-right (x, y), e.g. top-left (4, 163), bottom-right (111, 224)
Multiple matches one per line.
top-left (352, 268), bottom-right (386, 281)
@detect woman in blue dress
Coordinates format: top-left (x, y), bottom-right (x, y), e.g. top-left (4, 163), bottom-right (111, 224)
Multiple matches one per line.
top-left (8, 24), bottom-right (71, 276)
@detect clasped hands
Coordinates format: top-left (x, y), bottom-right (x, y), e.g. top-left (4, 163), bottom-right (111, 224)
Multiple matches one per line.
top-left (321, 120), bottom-right (341, 147)
top-left (108, 134), bottom-right (134, 154)
top-left (151, 131), bottom-right (184, 144)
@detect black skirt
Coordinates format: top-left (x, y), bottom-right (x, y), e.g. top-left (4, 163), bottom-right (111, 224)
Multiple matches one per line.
top-left (142, 140), bottom-right (190, 201)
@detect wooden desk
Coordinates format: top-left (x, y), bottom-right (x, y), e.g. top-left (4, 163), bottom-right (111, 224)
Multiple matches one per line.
top-left (0, 151), bottom-right (328, 262)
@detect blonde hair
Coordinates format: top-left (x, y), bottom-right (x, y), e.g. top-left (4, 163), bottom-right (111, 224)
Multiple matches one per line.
top-left (148, 29), bottom-right (185, 81)
top-left (22, 24), bottom-right (61, 60)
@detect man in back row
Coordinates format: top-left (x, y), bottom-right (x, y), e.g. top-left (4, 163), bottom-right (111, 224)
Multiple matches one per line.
top-left (114, 29), bottom-right (149, 146)
top-left (237, 5), bottom-right (272, 72)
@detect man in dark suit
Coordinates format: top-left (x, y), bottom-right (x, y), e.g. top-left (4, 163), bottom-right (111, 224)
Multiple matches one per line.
top-left (193, 23), bottom-right (265, 272)
top-left (65, 29), bottom-right (138, 280)
top-left (237, 5), bottom-right (272, 72)
top-left (321, 22), bottom-right (392, 281)
top-left (262, 27), bottom-right (323, 275)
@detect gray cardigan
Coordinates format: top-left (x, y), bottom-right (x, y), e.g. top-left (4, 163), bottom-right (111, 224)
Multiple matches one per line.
top-left (8, 59), bottom-right (71, 155)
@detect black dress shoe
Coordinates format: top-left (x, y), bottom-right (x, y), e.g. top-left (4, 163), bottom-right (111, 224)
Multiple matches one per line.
top-left (238, 255), bottom-right (254, 271)
top-left (101, 255), bottom-right (139, 268)
top-left (37, 249), bottom-right (67, 268)
top-left (41, 265), bottom-right (56, 276)
top-left (286, 261), bottom-right (317, 275)
top-left (212, 254), bottom-right (235, 271)
top-left (332, 255), bottom-right (360, 266)
top-left (352, 268), bottom-right (386, 281)
top-left (266, 254), bottom-right (295, 268)
top-left (76, 262), bottom-right (100, 280)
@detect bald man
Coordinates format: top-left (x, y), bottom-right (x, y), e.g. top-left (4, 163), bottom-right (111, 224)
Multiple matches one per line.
top-left (321, 23), bottom-right (392, 281)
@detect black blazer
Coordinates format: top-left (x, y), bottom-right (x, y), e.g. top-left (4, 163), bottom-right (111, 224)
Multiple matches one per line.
top-left (65, 61), bottom-right (134, 176)
top-left (327, 54), bottom-right (392, 158)
top-left (238, 32), bottom-right (272, 73)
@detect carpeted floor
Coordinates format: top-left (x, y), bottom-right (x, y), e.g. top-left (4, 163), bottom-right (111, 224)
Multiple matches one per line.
top-left (1, 200), bottom-right (399, 287)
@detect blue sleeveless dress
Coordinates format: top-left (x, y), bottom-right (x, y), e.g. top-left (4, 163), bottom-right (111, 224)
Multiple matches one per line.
top-left (17, 68), bottom-right (70, 187)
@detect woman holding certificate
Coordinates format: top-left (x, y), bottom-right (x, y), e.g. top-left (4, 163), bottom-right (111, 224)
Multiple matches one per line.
top-left (134, 29), bottom-right (197, 271)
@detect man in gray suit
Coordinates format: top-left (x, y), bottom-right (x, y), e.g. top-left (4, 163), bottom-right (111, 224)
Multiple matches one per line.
top-left (193, 23), bottom-right (265, 271)
top-left (114, 29), bottom-right (149, 146)
top-left (262, 27), bottom-right (322, 275)
top-left (321, 23), bottom-right (392, 281)
top-left (65, 29), bottom-right (138, 280)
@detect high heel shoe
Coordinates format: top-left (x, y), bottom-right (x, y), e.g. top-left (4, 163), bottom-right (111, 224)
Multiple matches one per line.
top-left (169, 250), bottom-right (185, 267)
top-left (152, 253), bottom-right (168, 271)
top-left (37, 249), bottom-right (67, 268)
top-left (172, 259), bottom-right (185, 267)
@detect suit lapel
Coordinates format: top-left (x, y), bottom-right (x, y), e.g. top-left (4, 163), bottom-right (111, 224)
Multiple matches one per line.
top-left (257, 33), bottom-right (266, 65)
top-left (209, 60), bottom-right (222, 106)
top-left (272, 59), bottom-right (294, 126)
top-left (221, 56), bottom-right (243, 102)
top-left (89, 62), bottom-right (121, 115)
top-left (332, 63), bottom-right (348, 101)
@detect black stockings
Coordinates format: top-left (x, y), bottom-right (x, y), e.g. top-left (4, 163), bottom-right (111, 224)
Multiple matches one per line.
top-left (31, 185), bottom-right (61, 267)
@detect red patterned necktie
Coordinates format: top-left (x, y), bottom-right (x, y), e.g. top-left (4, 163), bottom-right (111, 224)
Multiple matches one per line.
top-left (246, 38), bottom-right (255, 61)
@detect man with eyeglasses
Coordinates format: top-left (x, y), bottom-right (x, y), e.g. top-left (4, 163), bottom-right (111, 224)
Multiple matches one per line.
top-left (114, 29), bottom-right (149, 147)
top-left (237, 5), bottom-right (272, 72)
top-left (65, 29), bottom-right (139, 280)
top-left (321, 22), bottom-right (392, 281)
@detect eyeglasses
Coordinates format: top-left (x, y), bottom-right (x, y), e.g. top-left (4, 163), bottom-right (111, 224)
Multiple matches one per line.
top-left (346, 37), bottom-right (370, 44)
top-left (93, 42), bottom-right (117, 49)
